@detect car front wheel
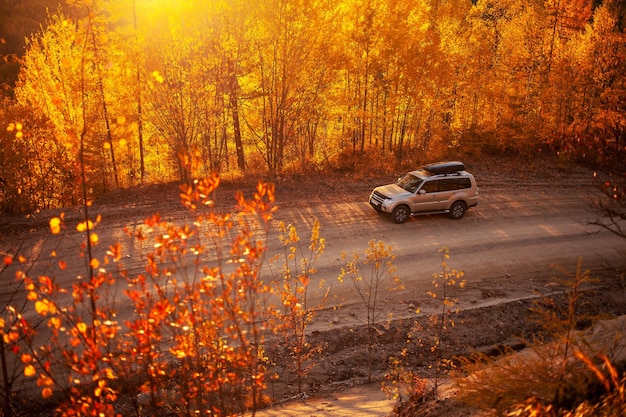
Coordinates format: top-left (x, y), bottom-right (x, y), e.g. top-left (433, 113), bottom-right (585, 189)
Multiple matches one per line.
top-left (391, 205), bottom-right (410, 224)
top-left (448, 201), bottom-right (467, 219)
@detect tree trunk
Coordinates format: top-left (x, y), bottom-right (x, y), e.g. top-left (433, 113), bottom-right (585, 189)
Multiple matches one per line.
top-left (134, 0), bottom-right (145, 183)
top-left (88, 10), bottom-right (119, 189)
top-left (229, 70), bottom-right (245, 172)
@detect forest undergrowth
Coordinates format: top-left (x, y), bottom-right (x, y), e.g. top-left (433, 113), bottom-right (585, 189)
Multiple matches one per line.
top-left (0, 155), bottom-right (624, 417)
top-left (6, 265), bottom-right (626, 417)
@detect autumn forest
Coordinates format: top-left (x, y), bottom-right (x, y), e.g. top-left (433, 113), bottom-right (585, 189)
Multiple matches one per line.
top-left (1, 0), bottom-right (625, 213)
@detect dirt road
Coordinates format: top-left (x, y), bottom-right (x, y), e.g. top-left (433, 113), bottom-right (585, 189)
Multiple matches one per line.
top-left (277, 185), bottom-right (625, 332)
top-left (1, 160), bottom-right (625, 328)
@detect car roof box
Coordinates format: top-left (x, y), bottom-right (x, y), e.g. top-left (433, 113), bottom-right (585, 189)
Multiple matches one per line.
top-left (423, 161), bottom-right (466, 175)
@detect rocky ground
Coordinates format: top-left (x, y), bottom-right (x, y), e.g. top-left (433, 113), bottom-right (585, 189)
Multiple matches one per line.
top-left (259, 269), bottom-right (626, 416)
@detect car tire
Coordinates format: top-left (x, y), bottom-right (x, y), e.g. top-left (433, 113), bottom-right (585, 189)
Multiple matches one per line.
top-left (448, 201), bottom-right (466, 219)
top-left (391, 205), bottom-right (410, 224)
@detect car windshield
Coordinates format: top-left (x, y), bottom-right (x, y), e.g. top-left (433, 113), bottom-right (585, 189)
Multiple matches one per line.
top-left (396, 173), bottom-right (423, 193)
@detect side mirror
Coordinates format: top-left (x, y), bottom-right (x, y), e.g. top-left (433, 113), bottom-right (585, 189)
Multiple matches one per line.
top-left (418, 189), bottom-right (426, 195)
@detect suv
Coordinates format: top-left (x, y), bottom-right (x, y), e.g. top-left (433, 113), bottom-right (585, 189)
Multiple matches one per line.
top-left (369, 161), bottom-right (478, 223)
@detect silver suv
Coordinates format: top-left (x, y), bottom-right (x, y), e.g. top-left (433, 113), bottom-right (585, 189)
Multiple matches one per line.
top-left (369, 161), bottom-right (478, 223)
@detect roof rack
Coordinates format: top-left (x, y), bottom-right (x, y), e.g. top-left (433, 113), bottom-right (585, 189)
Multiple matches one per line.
top-left (423, 161), bottom-right (465, 175)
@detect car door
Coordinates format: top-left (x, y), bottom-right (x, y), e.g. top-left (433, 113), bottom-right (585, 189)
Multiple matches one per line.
top-left (435, 178), bottom-right (459, 209)
top-left (410, 179), bottom-right (440, 213)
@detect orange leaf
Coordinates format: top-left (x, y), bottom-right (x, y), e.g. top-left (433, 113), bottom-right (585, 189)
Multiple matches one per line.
top-left (49, 217), bottom-right (62, 234)
top-left (76, 322), bottom-right (87, 334)
top-left (42, 387), bottom-right (52, 399)
top-left (3, 331), bottom-right (18, 344)
top-left (34, 300), bottom-right (56, 315)
top-left (48, 317), bottom-right (61, 329)
top-left (24, 364), bottom-right (36, 377)
top-left (34, 301), bottom-right (49, 315)
top-left (106, 243), bottom-right (123, 262)
top-left (3, 256), bottom-right (12, 266)
top-left (76, 220), bottom-right (94, 233)
top-left (103, 368), bottom-right (116, 379)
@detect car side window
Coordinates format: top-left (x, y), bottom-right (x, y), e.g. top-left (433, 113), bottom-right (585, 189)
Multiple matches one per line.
top-left (438, 178), bottom-right (458, 191)
top-left (458, 177), bottom-right (471, 189)
top-left (421, 180), bottom-right (438, 193)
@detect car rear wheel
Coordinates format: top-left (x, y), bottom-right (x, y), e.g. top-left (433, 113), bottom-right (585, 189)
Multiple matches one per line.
top-left (448, 201), bottom-right (467, 219)
top-left (391, 205), bottom-right (410, 224)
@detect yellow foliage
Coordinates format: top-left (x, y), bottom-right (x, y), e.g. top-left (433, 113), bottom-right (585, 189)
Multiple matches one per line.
top-left (76, 220), bottom-right (94, 232)
top-left (35, 299), bottom-right (56, 315)
top-left (50, 217), bottom-right (62, 234)
top-left (76, 322), bottom-right (87, 334)
top-left (151, 70), bottom-right (164, 83)
top-left (3, 331), bottom-right (19, 344)
top-left (103, 368), bottom-right (116, 380)
top-left (24, 364), bottom-right (36, 377)
top-left (48, 316), bottom-right (61, 329)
